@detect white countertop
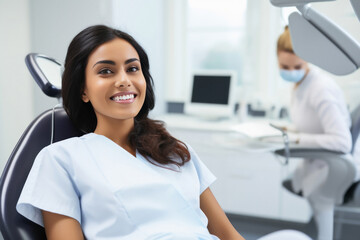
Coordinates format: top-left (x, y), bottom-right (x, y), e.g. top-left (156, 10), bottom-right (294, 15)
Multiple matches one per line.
top-left (155, 114), bottom-right (289, 152)
top-left (156, 113), bottom-right (289, 134)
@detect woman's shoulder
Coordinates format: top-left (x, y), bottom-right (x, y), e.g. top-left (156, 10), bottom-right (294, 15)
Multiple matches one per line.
top-left (40, 134), bottom-right (92, 157)
top-left (47, 135), bottom-right (84, 148)
top-left (306, 68), bottom-right (343, 99)
top-left (182, 142), bottom-right (203, 165)
top-left (309, 68), bottom-right (338, 89)
top-left (33, 134), bottom-right (99, 171)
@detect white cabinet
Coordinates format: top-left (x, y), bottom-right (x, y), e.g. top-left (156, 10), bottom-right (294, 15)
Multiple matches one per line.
top-left (161, 115), bottom-right (312, 223)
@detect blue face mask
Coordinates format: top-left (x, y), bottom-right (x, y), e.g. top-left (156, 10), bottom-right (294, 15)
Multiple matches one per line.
top-left (280, 69), bottom-right (306, 83)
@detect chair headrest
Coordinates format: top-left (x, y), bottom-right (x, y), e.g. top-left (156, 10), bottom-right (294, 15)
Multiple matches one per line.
top-left (25, 53), bottom-right (63, 98)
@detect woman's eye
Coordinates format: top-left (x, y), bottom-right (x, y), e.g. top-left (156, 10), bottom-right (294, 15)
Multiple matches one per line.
top-left (127, 66), bottom-right (139, 72)
top-left (98, 68), bottom-right (113, 75)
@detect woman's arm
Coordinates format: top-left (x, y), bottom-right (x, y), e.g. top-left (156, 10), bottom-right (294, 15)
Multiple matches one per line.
top-left (200, 188), bottom-right (245, 240)
top-left (42, 210), bottom-right (84, 240)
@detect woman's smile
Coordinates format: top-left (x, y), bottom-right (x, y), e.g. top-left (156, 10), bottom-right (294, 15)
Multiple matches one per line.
top-left (110, 92), bottom-right (137, 104)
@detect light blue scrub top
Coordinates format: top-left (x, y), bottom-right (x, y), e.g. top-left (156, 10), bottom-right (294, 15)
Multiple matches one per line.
top-left (17, 133), bottom-right (218, 240)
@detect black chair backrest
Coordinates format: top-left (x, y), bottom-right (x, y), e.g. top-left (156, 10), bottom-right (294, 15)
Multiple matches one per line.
top-left (351, 104), bottom-right (360, 154)
top-left (0, 108), bottom-right (83, 240)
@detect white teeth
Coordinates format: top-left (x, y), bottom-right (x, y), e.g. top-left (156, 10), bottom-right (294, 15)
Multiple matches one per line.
top-left (113, 94), bottom-right (135, 101)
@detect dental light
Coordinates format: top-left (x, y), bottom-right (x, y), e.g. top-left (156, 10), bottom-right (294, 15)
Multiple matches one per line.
top-left (270, 0), bottom-right (360, 76)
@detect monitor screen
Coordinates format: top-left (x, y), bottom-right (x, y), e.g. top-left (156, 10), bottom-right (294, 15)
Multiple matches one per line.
top-left (191, 75), bottom-right (231, 105)
top-left (185, 70), bottom-right (236, 119)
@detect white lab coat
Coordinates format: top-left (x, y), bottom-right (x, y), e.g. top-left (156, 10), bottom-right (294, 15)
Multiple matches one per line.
top-left (17, 133), bottom-right (218, 240)
top-left (289, 67), bottom-right (357, 197)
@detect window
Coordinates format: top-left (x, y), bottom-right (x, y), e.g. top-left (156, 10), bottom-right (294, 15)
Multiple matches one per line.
top-left (186, 0), bottom-right (247, 86)
top-left (165, 0), bottom-right (285, 108)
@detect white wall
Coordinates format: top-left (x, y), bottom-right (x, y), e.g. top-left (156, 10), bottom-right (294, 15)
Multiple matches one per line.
top-left (0, 0), bottom-right (32, 171)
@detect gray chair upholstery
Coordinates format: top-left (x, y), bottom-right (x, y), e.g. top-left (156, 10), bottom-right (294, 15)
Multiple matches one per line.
top-left (0, 108), bottom-right (83, 240)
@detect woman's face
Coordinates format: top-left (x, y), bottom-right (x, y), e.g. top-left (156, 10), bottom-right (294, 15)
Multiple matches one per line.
top-left (83, 38), bottom-right (146, 125)
top-left (277, 50), bottom-right (308, 71)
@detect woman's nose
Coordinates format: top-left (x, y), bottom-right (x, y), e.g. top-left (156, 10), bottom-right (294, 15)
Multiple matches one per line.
top-left (115, 73), bottom-right (131, 88)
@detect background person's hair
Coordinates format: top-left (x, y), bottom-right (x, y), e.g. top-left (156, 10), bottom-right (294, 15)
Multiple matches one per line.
top-left (62, 25), bottom-right (190, 167)
top-left (277, 26), bottom-right (294, 54)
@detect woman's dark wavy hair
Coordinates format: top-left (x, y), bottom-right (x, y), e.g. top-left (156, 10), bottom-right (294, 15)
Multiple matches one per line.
top-left (62, 25), bottom-right (190, 167)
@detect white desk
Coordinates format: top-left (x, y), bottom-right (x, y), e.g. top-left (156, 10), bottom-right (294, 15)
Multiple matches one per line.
top-left (157, 114), bottom-right (312, 223)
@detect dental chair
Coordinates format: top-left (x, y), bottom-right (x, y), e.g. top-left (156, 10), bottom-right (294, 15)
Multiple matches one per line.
top-left (0, 53), bottom-right (83, 240)
top-left (270, 0), bottom-right (360, 239)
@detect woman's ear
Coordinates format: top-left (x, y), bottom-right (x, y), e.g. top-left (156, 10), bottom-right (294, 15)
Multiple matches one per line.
top-left (82, 91), bottom-right (90, 103)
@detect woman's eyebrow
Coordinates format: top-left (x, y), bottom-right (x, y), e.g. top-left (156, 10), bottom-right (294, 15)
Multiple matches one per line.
top-left (92, 58), bottom-right (139, 68)
top-left (92, 60), bottom-right (116, 68)
top-left (125, 58), bottom-right (140, 64)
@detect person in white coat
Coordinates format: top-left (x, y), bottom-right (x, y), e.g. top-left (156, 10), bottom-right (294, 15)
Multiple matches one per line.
top-left (276, 26), bottom-right (358, 240)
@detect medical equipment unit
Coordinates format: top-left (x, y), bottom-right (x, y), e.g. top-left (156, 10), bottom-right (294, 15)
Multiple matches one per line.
top-left (0, 54), bottom-right (83, 240)
top-left (184, 70), bottom-right (237, 120)
top-left (270, 0), bottom-right (360, 240)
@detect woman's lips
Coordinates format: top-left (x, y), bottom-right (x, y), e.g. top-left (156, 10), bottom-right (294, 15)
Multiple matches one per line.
top-left (110, 92), bottom-right (137, 103)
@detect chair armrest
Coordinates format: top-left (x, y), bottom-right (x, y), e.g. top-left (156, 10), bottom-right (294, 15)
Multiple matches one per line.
top-left (275, 148), bottom-right (356, 204)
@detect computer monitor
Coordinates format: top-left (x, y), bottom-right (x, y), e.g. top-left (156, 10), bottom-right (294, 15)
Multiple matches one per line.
top-left (184, 70), bottom-right (237, 120)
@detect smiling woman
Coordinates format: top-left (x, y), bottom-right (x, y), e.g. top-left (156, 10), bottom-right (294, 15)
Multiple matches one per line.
top-left (82, 38), bottom-right (147, 144)
top-left (60, 26), bottom-right (190, 166)
top-left (15, 25), bottom-right (245, 240)
top-left (82, 38), bottom-right (147, 157)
